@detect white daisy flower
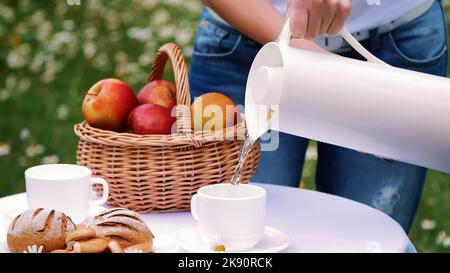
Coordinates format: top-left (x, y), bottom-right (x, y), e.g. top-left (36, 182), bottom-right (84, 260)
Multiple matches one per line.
top-left (83, 41), bottom-right (97, 59)
top-left (124, 248), bottom-right (144, 253)
top-left (23, 245), bottom-right (44, 253)
top-left (7, 50), bottom-right (26, 69)
top-left (114, 51), bottom-right (128, 63)
top-left (26, 144), bottom-right (45, 157)
top-left (105, 11), bottom-right (120, 30)
top-left (41, 61), bottom-right (63, 83)
top-left (443, 237), bottom-right (450, 248)
top-left (127, 27), bottom-right (152, 42)
top-left (84, 27), bottom-right (98, 40)
top-left (436, 231), bottom-right (447, 245)
top-left (55, 1), bottom-right (69, 17)
top-left (57, 104), bottom-right (69, 121)
top-left (41, 155), bottom-right (60, 165)
top-left (93, 53), bottom-right (108, 70)
top-left (152, 10), bottom-right (170, 26)
top-left (36, 21), bottom-right (52, 42)
top-left (19, 128), bottom-right (30, 140)
top-left (184, 0), bottom-right (202, 13)
top-left (29, 10), bottom-right (46, 26)
top-left (0, 143), bottom-right (11, 156)
top-left (1, 6), bottom-right (15, 23)
top-left (420, 219), bottom-right (436, 231)
top-left (176, 29), bottom-right (193, 46)
top-left (183, 46), bottom-right (193, 58)
top-left (86, 0), bottom-right (102, 14)
top-left (138, 52), bottom-right (154, 66)
top-left (29, 52), bottom-right (46, 73)
top-left (209, 236), bottom-right (226, 252)
top-left (158, 25), bottom-right (175, 39)
top-left (48, 31), bottom-right (75, 53)
top-left (142, 0), bottom-right (157, 9)
top-left (0, 89), bottom-right (11, 101)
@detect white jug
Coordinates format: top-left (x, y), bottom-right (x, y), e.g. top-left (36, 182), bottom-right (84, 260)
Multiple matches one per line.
top-left (245, 20), bottom-right (450, 173)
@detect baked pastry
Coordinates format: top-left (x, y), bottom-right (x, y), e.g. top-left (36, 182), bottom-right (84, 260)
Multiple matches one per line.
top-left (72, 238), bottom-right (108, 253)
top-left (88, 208), bottom-right (153, 249)
top-left (7, 208), bottom-right (76, 253)
top-left (65, 227), bottom-right (96, 243)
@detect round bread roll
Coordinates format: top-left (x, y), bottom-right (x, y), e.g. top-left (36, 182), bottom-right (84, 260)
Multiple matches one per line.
top-left (88, 208), bottom-right (153, 249)
top-left (7, 208), bottom-right (76, 253)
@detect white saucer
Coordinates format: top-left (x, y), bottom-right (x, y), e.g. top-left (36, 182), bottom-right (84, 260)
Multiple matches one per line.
top-left (153, 232), bottom-right (179, 253)
top-left (175, 226), bottom-right (290, 253)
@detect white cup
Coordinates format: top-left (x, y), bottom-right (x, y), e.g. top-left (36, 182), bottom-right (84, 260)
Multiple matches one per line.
top-left (25, 164), bottom-right (109, 223)
top-left (191, 183), bottom-right (266, 251)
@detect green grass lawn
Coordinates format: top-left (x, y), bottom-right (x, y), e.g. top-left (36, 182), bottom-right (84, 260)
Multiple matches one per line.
top-left (1, 0), bottom-right (449, 252)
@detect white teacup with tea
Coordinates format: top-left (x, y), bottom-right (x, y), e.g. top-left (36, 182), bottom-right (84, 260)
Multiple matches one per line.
top-left (25, 164), bottom-right (109, 223)
top-left (190, 183), bottom-right (266, 251)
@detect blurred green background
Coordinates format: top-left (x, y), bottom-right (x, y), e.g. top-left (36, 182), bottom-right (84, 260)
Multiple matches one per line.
top-left (0, 0), bottom-right (449, 252)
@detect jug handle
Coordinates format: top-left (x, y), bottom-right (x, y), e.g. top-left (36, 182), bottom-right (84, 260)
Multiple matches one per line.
top-left (338, 28), bottom-right (387, 65)
top-left (278, 18), bottom-right (389, 66)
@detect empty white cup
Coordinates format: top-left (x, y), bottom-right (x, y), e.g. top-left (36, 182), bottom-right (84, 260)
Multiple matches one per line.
top-left (25, 164), bottom-right (109, 223)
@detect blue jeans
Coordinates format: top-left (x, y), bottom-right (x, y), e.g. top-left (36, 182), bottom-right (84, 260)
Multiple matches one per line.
top-left (189, 1), bottom-right (448, 231)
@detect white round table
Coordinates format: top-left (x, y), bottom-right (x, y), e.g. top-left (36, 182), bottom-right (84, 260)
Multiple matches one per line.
top-left (0, 183), bottom-right (415, 253)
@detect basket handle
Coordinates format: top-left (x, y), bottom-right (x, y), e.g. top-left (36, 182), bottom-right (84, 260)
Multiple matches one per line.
top-left (148, 43), bottom-right (192, 134)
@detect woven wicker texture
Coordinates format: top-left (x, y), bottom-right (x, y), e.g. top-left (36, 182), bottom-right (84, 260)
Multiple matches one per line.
top-left (74, 43), bottom-right (260, 213)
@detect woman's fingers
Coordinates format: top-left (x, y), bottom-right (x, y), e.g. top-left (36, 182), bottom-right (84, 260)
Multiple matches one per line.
top-left (289, 3), bottom-right (308, 39)
top-left (326, 1), bottom-right (352, 35)
top-left (288, 0), bottom-right (352, 40)
top-left (319, 1), bottom-right (336, 35)
top-left (305, 3), bottom-right (322, 40)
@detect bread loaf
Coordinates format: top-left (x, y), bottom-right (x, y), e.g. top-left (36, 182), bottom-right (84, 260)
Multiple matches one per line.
top-left (88, 208), bottom-right (153, 249)
top-left (7, 208), bottom-right (76, 253)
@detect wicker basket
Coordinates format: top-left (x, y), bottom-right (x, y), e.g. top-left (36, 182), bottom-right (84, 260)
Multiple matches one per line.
top-left (74, 43), bottom-right (260, 213)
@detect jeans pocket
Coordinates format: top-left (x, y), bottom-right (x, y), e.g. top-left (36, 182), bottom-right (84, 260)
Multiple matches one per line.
top-left (193, 18), bottom-right (242, 58)
top-left (386, 2), bottom-right (448, 66)
top-left (387, 32), bottom-right (447, 66)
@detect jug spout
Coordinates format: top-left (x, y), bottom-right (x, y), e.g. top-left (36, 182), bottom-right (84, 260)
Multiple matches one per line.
top-left (245, 65), bottom-right (283, 140)
top-left (245, 40), bottom-right (285, 140)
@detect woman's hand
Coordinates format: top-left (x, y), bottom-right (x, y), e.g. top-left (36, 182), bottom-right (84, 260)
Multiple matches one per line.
top-left (290, 38), bottom-right (330, 53)
top-left (288, 0), bottom-right (352, 40)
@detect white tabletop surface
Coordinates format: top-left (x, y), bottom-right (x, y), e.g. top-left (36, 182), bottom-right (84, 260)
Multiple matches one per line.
top-left (0, 183), bottom-right (415, 253)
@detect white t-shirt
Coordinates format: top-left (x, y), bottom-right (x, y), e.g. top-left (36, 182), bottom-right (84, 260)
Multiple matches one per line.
top-left (210, 0), bottom-right (433, 33)
top-left (269, 0), bottom-right (432, 33)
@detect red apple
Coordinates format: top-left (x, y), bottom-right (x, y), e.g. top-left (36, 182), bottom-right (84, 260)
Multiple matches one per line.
top-left (82, 78), bottom-right (138, 132)
top-left (137, 80), bottom-right (176, 109)
top-left (127, 104), bottom-right (176, 135)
